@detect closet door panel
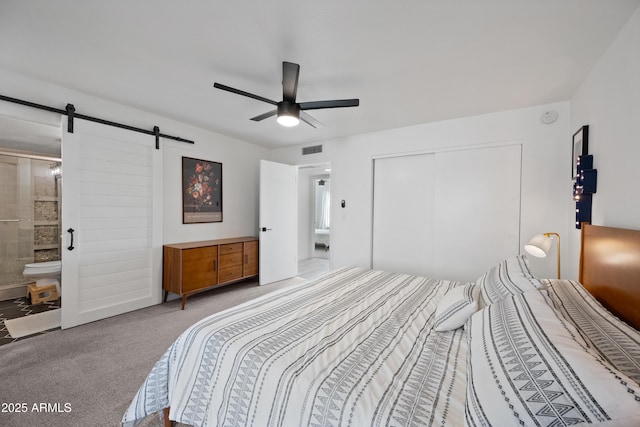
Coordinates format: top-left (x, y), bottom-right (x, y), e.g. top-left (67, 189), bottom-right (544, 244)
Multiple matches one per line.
top-left (433, 145), bottom-right (521, 280)
top-left (372, 153), bottom-right (436, 276)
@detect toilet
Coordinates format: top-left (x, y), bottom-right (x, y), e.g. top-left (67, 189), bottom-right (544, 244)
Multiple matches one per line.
top-left (23, 260), bottom-right (62, 295)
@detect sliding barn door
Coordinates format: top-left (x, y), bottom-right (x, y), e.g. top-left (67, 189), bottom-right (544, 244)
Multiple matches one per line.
top-left (61, 119), bottom-right (162, 328)
top-left (372, 144), bottom-right (521, 281)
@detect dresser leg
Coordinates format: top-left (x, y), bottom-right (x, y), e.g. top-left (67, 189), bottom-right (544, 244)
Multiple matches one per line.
top-left (163, 290), bottom-right (168, 303)
top-left (181, 295), bottom-right (186, 310)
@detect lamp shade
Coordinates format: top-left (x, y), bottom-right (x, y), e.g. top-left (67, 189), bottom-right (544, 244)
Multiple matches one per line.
top-left (525, 234), bottom-right (552, 258)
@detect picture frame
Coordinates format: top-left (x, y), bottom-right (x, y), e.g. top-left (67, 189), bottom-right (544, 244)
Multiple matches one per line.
top-left (182, 157), bottom-right (222, 223)
top-left (572, 125), bottom-right (589, 179)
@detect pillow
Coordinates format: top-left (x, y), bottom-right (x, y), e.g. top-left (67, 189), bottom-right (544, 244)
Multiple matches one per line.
top-left (544, 279), bottom-right (640, 385)
top-left (476, 255), bottom-right (543, 308)
top-left (466, 290), bottom-right (640, 426)
top-left (433, 283), bottom-right (479, 331)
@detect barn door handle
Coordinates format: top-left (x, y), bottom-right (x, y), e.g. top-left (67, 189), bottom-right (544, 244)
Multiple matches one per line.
top-left (67, 228), bottom-right (75, 251)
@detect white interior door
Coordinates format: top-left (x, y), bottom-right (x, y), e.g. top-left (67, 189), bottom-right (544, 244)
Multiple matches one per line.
top-left (61, 119), bottom-right (162, 328)
top-left (259, 160), bottom-right (297, 285)
top-left (372, 144), bottom-right (521, 281)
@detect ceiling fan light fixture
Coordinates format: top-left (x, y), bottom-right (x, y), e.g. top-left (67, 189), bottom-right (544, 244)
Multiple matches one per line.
top-left (277, 114), bottom-right (299, 127)
top-left (277, 102), bottom-right (300, 127)
top-left (214, 61), bottom-right (359, 127)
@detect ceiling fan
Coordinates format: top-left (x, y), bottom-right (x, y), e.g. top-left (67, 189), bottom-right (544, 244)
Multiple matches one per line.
top-left (213, 61), bottom-right (359, 128)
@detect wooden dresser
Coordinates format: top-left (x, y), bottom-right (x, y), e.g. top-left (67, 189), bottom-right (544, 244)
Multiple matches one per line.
top-left (162, 236), bottom-right (258, 309)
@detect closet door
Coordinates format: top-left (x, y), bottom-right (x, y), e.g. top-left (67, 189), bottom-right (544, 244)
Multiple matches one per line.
top-left (372, 144), bottom-right (521, 281)
top-left (372, 153), bottom-right (436, 276)
top-left (432, 145), bottom-right (521, 280)
top-left (61, 119), bottom-right (162, 328)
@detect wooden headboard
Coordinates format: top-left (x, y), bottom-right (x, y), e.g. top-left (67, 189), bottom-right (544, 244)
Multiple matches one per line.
top-left (580, 223), bottom-right (640, 330)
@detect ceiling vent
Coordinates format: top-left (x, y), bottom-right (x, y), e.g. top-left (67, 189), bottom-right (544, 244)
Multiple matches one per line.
top-left (302, 144), bottom-right (323, 155)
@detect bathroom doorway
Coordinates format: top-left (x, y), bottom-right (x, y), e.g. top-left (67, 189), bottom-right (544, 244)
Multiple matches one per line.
top-left (0, 115), bottom-right (62, 346)
top-left (313, 177), bottom-right (331, 259)
top-left (297, 163), bottom-right (331, 281)
top-left (0, 153), bottom-right (61, 298)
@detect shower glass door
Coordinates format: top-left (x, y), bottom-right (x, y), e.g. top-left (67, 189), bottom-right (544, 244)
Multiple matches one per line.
top-left (0, 154), bottom-right (61, 298)
top-left (0, 155), bottom-right (32, 288)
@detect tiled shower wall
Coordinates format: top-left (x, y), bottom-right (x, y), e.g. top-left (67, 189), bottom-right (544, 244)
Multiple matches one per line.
top-left (33, 167), bottom-right (60, 263)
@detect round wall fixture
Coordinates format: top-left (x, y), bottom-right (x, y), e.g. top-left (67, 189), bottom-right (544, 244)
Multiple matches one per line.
top-left (540, 110), bottom-right (559, 124)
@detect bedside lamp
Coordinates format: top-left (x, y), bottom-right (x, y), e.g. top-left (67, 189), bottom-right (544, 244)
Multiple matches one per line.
top-left (525, 232), bottom-right (560, 279)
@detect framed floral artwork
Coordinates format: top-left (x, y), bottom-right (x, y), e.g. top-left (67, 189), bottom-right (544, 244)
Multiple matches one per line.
top-left (182, 157), bottom-right (222, 223)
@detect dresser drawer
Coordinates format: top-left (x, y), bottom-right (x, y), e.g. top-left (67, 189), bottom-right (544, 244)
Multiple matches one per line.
top-left (219, 265), bottom-right (243, 283)
top-left (219, 252), bottom-right (242, 269)
top-left (219, 243), bottom-right (243, 255)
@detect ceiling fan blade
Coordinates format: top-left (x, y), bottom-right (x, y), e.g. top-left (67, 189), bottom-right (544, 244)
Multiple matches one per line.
top-left (250, 110), bottom-right (278, 121)
top-left (299, 99), bottom-right (360, 110)
top-left (213, 83), bottom-right (278, 106)
top-left (300, 111), bottom-right (323, 128)
top-left (282, 62), bottom-right (300, 103)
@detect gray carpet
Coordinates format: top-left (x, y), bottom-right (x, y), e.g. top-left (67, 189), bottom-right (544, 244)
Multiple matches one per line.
top-left (0, 277), bottom-right (306, 427)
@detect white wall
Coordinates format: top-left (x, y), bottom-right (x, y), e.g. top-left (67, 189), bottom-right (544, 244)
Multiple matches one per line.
top-left (162, 132), bottom-right (266, 244)
top-left (271, 101), bottom-right (571, 279)
top-left (568, 7), bottom-right (640, 279)
top-left (0, 68), bottom-right (269, 246)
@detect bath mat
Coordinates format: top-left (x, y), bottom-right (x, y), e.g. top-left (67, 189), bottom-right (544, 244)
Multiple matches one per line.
top-left (4, 309), bottom-right (61, 338)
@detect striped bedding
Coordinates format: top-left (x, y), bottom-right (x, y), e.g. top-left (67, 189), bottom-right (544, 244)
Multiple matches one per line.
top-left (123, 265), bottom-right (640, 427)
top-left (122, 267), bottom-right (468, 427)
top-left (543, 280), bottom-right (640, 385)
top-left (466, 285), bottom-right (640, 426)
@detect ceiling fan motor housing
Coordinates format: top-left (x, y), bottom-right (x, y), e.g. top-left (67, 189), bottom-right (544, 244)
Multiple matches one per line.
top-left (277, 101), bottom-right (300, 119)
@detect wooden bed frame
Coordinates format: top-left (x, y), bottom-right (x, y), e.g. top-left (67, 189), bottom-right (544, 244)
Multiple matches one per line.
top-left (580, 223), bottom-right (640, 331)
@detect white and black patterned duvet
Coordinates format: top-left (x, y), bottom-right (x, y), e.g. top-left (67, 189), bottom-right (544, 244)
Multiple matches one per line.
top-left (544, 279), bottom-right (640, 385)
top-left (122, 267), bottom-right (468, 427)
top-left (465, 288), bottom-right (640, 426)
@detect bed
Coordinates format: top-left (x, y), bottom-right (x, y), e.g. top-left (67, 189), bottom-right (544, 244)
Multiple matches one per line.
top-left (122, 224), bottom-right (640, 426)
top-left (314, 228), bottom-right (330, 250)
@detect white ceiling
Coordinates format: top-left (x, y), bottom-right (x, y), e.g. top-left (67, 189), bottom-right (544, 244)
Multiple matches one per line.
top-left (0, 0), bottom-right (638, 150)
top-left (0, 116), bottom-right (61, 157)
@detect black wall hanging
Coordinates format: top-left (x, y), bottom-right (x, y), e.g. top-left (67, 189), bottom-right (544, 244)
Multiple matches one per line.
top-left (573, 153), bottom-right (597, 229)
